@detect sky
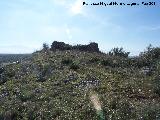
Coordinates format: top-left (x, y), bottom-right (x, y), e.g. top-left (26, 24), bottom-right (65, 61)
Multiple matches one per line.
top-left (0, 0), bottom-right (160, 55)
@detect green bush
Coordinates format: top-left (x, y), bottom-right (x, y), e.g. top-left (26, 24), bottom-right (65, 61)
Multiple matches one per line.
top-left (89, 57), bottom-right (100, 63)
top-left (139, 45), bottom-right (160, 68)
top-left (36, 63), bottom-right (51, 82)
top-left (101, 58), bottom-right (120, 67)
top-left (108, 47), bottom-right (130, 58)
top-left (140, 45), bottom-right (160, 60)
top-left (3, 110), bottom-right (19, 120)
top-left (36, 70), bottom-right (47, 82)
top-left (36, 74), bottom-right (46, 82)
top-left (153, 76), bottom-right (160, 96)
top-left (61, 58), bottom-right (73, 65)
top-left (42, 43), bottom-right (49, 51)
top-left (70, 63), bottom-right (80, 71)
top-left (5, 68), bottom-right (15, 78)
top-left (18, 89), bottom-right (34, 102)
top-left (101, 59), bottom-right (112, 66)
top-left (0, 67), bottom-right (4, 74)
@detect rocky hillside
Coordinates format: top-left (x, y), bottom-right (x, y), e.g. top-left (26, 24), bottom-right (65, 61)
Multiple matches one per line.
top-left (0, 42), bottom-right (160, 120)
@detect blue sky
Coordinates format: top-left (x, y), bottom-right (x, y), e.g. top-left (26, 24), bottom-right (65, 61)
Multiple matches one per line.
top-left (0, 0), bottom-right (160, 55)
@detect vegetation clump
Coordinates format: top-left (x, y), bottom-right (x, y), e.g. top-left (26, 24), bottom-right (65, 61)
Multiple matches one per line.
top-left (153, 75), bottom-right (160, 96)
top-left (108, 47), bottom-right (130, 58)
top-left (70, 63), bottom-right (80, 71)
top-left (101, 59), bottom-right (112, 67)
top-left (89, 57), bottom-right (100, 63)
top-left (61, 58), bottom-right (73, 65)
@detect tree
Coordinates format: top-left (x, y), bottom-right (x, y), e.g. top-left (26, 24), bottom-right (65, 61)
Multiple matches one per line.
top-left (108, 47), bottom-right (130, 58)
top-left (42, 43), bottom-right (49, 51)
top-left (140, 44), bottom-right (160, 62)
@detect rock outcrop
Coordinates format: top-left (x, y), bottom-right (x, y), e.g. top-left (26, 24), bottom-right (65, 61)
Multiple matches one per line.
top-left (50, 41), bottom-right (100, 52)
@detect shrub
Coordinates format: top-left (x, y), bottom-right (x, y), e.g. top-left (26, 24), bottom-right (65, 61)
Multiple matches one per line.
top-left (101, 59), bottom-right (112, 66)
top-left (27, 110), bottom-right (37, 120)
top-left (0, 67), bottom-right (4, 74)
top-left (36, 72), bottom-right (46, 82)
top-left (108, 47), bottom-right (130, 58)
top-left (140, 44), bottom-right (160, 60)
top-left (108, 99), bottom-right (135, 119)
top-left (61, 58), bottom-right (73, 65)
top-left (42, 43), bottom-right (49, 51)
top-left (3, 110), bottom-right (18, 120)
top-left (18, 90), bottom-right (34, 102)
top-left (89, 57), bottom-right (100, 63)
top-left (0, 74), bottom-right (8, 85)
top-left (139, 45), bottom-right (160, 68)
top-left (153, 75), bottom-right (160, 96)
top-left (6, 70), bottom-right (15, 78)
top-left (52, 109), bottom-right (63, 119)
top-left (70, 63), bottom-right (79, 71)
top-left (36, 64), bottom-right (51, 82)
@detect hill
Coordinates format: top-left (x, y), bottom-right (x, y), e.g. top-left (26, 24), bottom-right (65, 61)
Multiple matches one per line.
top-left (0, 42), bottom-right (160, 120)
top-left (0, 54), bottom-right (31, 65)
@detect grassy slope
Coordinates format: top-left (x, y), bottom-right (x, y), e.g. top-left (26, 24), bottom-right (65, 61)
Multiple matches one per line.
top-left (0, 50), bottom-right (160, 120)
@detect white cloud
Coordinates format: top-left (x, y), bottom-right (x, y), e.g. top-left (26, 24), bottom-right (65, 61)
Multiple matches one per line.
top-left (50, 0), bottom-right (86, 16)
top-left (70, 0), bottom-right (84, 15)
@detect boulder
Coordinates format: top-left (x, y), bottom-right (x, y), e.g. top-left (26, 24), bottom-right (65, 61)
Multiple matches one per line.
top-left (50, 41), bottom-right (71, 51)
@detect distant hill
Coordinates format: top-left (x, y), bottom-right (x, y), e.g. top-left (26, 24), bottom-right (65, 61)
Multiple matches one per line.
top-left (0, 54), bottom-right (31, 64)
